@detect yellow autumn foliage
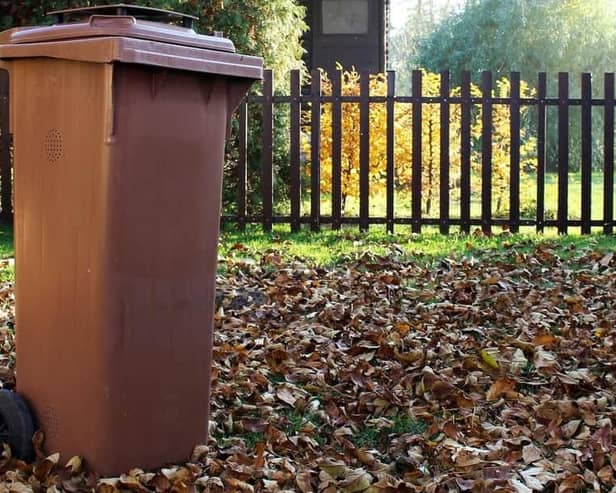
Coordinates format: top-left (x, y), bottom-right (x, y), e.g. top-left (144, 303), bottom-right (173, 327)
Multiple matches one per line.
top-left (304, 69), bottom-right (412, 211)
top-left (470, 78), bottom-right (537, 213)
top-left (303, 68), bottom-right (536, 215)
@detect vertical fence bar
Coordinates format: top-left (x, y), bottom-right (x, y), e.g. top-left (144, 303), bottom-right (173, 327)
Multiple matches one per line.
top-left (558, 73), bottom-right (569, 234)
top-left (310, 69), bottom-right (321, 231)
top-left (439, 71), bottom-right (450, 235)
top-left (537, 73), bottom-right (547, 233)
top-left (0, 68), bottom-right (11, 222)
top-left (261, 69), bottom-right (274, 232)
top-left (359, 70), bottom-right (370, 231)
top-left (509, 72), bottom-right (521, 233)
top-left (581, 73), bottom-right (592, 234)
top-left (386, 71), bottom-right (396, 234)
top-left (411, 70), bottom-right (423, 234)
top-left (604, 73), bottom-right (614, 235)
top-left (460, 71), bottom-right (472, 234)
top-left (237, 99), bottom-right (247, 231)
top-left (289, 69), bottom-right (301, 233)
top-left (481, 71), bottom-right (493, 235)
top-left (332, 70), bottom-right (343, 230)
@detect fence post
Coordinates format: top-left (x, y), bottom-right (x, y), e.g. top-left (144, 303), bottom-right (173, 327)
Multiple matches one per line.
top-left (509, 72), bottom-right (521, 233)
top-left (386, 71), bottom-right (395, 234)
top-left (289, 69), bottom-right (301, 233)
top-left (439, 71), bottom-right (450, 235)
top-left (359, 70), bottom-right (370, 232)
top-left (581, 73), bottom-right (592, 234)
top-left (557, 73), bottom-right (569, 235)
top-left (536, 73), bottom-right (547, 233)
top-left (604, 73), bottom-right (614, 235)
top-left (332, 70), bottom-right (343, 230)
top-left (460, 72), bottom-right (472, 234)
top-left (411, 70), bottom-right (423, 234)
top-left (237, 100), bottom-right (247, 231)
top-left (0, 69), bottom-right (10, 223)
top-left (261, 69), bottom-right (274, 232)
top-left (481, 71), bottom-right (493, 235)
top-left (310, 69), bottom-right (321, 232)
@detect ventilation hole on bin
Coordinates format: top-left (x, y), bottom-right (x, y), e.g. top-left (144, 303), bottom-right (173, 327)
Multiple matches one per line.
top-left (40, 405), bottom-right (60, 440)
top-left (44, 129), bottom-right (63, 163)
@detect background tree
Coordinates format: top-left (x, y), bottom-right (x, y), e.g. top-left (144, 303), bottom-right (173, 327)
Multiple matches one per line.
top-left (415, 0), bottom-right (616, 171)
top-left (397, 71), bottom-right (464, 215)
top-left (0, 0), bottom-right (307, 216)
top-left (0, 0), bottom-right (305, 78)
top-left (306, 69), bottom-right (412, 213)
top-left (417, 0), bottom-right (616, 83)
top-left (388, 0), bottom-right (462, 94)
top-left (305, 69), bottom-right (547, 217)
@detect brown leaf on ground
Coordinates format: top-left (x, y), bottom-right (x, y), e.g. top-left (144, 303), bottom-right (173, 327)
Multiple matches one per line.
top-left (486, 377), bottom-right (517, 400)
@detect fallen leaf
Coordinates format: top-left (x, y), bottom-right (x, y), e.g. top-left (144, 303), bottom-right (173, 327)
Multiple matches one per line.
top-left (532, 334), bottom-right (558, 347)
top-left (480, 349), bottom-right (499, 369)
top-left (339, 469), bottom-right (373, 493)
top-left (318, 459), bottom-right (348, 479)
top-left (522, 444), bottom-right (542, 464)
top-left (64, 456), bottom-right (82, 475)
top-left (276, 386), bottom-right (297, 406)
top-left (486, 377), bottom-right (516, 400)
top-left (295, 472), bottom-right (314, 493)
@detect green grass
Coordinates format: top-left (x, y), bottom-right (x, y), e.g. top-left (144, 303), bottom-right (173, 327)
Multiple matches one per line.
top-left (0, 222), bottom-right (13, 282)
top-left (0, 214), bottom-right (615, 277)
top-left (220, 224), bottom-right (616, 268)
top-left (286, 171), bottom-right (615, 221)
top-left (352, 415), bottom-right (427, 449)
top-left (242, 431), bottom-right (265, 449)
top-left (0, 222), bottom-right (13, 259)
top-left (352, 427), bottom-right (382, 449)
top-left (283, 408), bottom-right (328, 440)
top-left (528, 171), bottom-right (615, 220)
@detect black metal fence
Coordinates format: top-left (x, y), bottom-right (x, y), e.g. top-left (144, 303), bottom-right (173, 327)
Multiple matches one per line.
top-left (1, 68), bottom-right (615, 234)
top-left (228, 69), bottom-right (616, 235)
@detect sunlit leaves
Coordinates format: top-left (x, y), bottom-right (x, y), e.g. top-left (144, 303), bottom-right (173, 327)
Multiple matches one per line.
top-left (304, 68), bottom-right (537, 216)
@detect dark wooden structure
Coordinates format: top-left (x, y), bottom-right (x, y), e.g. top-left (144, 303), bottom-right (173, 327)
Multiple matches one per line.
top-left (299, 0), bottom-right (388, 73)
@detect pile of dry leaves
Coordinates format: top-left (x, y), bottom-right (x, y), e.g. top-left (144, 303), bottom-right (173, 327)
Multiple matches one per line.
top-left (0, 242), bottom-right (613, 492)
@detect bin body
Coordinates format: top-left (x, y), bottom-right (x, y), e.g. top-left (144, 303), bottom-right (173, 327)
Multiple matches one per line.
top-left (0, 12), bottom-right (261, 475)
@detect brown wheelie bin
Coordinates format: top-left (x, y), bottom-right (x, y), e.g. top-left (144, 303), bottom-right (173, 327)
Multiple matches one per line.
top-left (0, 4), bottom-right (262, 475)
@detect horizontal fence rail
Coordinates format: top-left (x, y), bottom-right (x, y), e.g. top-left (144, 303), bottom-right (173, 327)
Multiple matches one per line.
top-left (225, 69), bottom-right (616, 235)
top-left (0, 69), bottom-right (615, 235)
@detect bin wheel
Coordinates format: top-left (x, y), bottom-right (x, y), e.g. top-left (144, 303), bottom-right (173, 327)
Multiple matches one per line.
top-left (0, 389), bottom-right (34, 460)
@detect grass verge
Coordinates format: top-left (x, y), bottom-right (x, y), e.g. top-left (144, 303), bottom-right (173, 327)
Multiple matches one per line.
top-left (220, 224), bottom-right (616, 268)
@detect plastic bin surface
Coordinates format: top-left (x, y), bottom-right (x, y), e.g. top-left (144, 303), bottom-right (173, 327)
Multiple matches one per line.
top-left (0, 7), bottom-right (262, 475)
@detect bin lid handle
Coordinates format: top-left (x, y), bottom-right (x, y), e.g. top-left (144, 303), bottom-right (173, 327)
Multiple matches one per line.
top-left (47, 3), bottom-right (198, 29)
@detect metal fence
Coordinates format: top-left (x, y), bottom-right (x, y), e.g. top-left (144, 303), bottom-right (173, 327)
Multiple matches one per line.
top-left (228, 69), bottom-right (616, 235)
top-left (1, 68), bottom-right (615, 234)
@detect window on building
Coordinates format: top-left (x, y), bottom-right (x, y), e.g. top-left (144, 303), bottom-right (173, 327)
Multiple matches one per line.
top-left (322, 0), bottom-right (369, 34)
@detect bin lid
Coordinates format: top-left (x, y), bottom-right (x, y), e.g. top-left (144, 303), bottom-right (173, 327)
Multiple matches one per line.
top-left (48, 4), bottom-right (199, 28)
top-left (0, 4), bottom-right (235, 53)
top-left (0, 4), bottom-right (263, 80)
